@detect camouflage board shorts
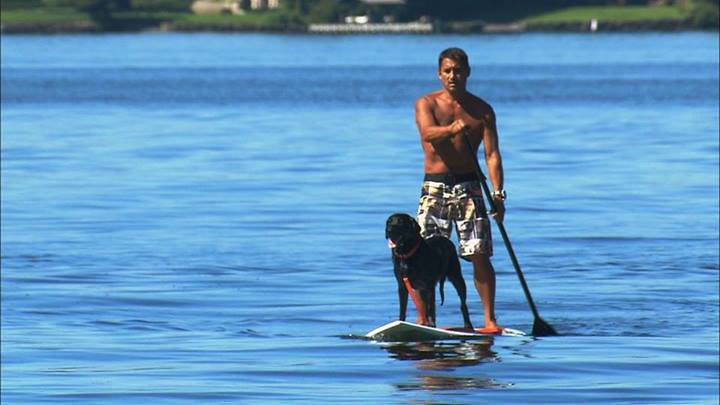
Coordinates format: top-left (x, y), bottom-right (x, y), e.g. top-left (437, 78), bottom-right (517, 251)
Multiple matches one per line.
top-left (416, 173), bottom-right (493, 260)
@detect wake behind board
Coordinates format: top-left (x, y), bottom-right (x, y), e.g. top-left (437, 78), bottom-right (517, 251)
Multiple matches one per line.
top-left (366, 320), bottom-right (526, 342)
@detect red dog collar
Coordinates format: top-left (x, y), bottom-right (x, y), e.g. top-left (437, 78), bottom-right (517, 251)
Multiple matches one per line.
top-left (390, 239), bottom-right (421, 260)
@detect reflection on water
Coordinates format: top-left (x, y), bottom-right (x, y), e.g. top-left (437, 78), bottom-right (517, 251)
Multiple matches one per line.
top-left (381, 339), bottom-right (512, 391)
top-left (383, 339), bottom-right (498, 369)
top-left (395, 374), bottom-right (511, 391)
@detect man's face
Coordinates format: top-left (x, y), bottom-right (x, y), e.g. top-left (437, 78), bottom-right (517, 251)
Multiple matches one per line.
top-left (438, 57), bottom-right (469, 94)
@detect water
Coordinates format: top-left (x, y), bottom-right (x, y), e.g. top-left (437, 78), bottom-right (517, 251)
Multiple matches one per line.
top-left (2, 33), bottom-right (718, 404)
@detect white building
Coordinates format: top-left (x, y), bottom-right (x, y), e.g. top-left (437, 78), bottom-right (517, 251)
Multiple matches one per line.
top-left (192, 0), bottom-right (244, 15)
top-left (250, 0), bottom-right (281, 10)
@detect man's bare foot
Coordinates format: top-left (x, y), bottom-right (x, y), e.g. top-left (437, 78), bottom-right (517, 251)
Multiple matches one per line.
top-left (477, 319), bottom-right (502, 334)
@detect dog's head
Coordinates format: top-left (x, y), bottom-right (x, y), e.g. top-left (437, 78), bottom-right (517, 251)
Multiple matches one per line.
top-left (385, 213), bottom-right (421, 253)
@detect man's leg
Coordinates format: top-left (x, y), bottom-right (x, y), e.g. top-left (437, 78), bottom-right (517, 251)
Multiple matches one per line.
top-left (457, 181), bottom-right (498, 331)
top-left (471, 253), bottom-right (499, 330)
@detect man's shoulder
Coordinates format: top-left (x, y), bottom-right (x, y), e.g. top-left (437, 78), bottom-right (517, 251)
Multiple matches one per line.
top-left (467, 92), bottom-right (492, 108)
top-left (466, 93), bottom-right (495, 116)
top-left (416, 90), bottom-right (444, 105)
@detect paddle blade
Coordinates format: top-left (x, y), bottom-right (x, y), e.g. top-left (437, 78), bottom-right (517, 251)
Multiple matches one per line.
top-left (532, 317), bottom-right (558, 337)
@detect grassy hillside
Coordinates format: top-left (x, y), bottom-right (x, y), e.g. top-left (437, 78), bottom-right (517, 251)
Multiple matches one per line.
top-left (0, 1), bottom-right (717, 32)
top-left (523, 5), bottom-right (686, 23)
top-left (522, 1), bottom-right (717, 29)
top-left (1, 7), bottom-right (91, 24)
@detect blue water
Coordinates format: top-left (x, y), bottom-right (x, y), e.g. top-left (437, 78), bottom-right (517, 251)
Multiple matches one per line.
top-left (2, 32), bottom-right (718, 404)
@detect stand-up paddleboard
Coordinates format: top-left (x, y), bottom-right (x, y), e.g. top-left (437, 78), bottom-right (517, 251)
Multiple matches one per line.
top-left (366, 320), bottom-right (526, 341)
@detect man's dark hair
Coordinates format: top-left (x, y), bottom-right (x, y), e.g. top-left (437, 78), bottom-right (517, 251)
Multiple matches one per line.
top-left (438, 47), bottom-right (469, 70)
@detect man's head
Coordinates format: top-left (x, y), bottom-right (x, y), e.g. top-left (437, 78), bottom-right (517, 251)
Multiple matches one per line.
top-left (437, 47), bottom-right (470, 95)
top-left (438, 47), bottom-right (469, 71)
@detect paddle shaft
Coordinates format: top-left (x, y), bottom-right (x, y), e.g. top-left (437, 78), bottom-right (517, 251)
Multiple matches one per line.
top-left (462, 135), bottom-right (544, 321)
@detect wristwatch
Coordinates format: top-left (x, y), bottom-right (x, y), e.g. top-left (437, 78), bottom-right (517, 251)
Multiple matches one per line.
top-left (492, 189), bottom-right (507, 201)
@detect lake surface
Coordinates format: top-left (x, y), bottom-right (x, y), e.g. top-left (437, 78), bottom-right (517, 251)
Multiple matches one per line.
top-left (2, 32), bottom-right (718, 404)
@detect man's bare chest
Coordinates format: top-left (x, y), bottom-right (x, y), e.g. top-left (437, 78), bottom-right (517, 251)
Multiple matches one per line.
top-left (433, 104), bottom-right (485, 129)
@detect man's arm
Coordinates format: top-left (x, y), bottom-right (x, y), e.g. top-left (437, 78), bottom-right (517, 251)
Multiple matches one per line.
top-left (415, 97), bottom-right (467, 143)
top-left (483, 108), bottom-right (505, 222)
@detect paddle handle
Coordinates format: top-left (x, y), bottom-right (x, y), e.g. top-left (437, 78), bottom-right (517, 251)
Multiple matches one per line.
top-left (463, 135), bottom-right (543, 320)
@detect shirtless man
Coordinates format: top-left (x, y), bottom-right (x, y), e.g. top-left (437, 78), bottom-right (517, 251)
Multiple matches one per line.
top-left (415, 47), bottom-right (506, 332)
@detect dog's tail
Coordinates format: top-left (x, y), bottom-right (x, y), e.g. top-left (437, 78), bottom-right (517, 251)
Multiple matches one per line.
top-left (439, 275), bottom-right (446, 306)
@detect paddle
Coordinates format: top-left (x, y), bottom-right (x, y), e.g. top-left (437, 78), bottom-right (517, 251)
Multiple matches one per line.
top-left (462, 133), bottom-right (558, 337)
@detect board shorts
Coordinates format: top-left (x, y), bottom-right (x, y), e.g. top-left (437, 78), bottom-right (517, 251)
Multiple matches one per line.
top-left (416, 173), bottom-right (493, 261)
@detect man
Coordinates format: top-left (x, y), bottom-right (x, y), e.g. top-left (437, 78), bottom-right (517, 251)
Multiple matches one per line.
top-left (414, 47), bottom-right (506, 332)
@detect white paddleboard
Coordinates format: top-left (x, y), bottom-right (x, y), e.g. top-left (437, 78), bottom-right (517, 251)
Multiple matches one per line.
top-left (366, 320), bottom-right (526, 341)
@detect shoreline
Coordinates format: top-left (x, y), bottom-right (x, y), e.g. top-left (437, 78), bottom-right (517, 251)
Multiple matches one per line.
top-left (1, 19), bottom-right (714, 34)
top-left (2, 2), bottom-right (716, 35)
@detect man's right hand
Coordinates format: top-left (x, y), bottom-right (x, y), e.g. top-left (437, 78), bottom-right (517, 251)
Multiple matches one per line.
top-left (448, 119), bottom-right (469, 138)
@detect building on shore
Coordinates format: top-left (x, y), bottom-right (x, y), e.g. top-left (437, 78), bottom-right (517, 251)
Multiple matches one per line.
top-left (308, 21), bottom-right (433, 34)
top-left (344, 0), bottom-right (407, 24)
top-left (191, 0), bottom-right (280, 15)
top-left (250, 0), bottom-right (281, 10)
top-left (191, 0), bottom-right (244, 15)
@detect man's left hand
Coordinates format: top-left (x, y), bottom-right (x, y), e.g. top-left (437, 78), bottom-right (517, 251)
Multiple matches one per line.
top-left (491, 199), bottom-right (505, 223)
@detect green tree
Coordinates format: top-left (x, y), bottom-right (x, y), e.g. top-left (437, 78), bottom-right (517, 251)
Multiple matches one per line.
top-left (42, 0), bottom-right (130, 18)
top-left (307, 0), bottom-right (337, 22)
top-left (688, 0), bottom-right (719, 28)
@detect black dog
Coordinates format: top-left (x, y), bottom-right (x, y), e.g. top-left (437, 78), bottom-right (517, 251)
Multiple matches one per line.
top-left (385, 213), bottom-right (473, 329)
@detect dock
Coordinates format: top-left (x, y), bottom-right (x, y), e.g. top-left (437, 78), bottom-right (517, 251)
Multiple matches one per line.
top-left (308, 22), bottom-right (434, 34)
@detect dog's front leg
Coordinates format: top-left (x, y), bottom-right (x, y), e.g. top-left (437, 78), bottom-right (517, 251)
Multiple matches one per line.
top-left (397, 281), bottom-right (408, 321)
